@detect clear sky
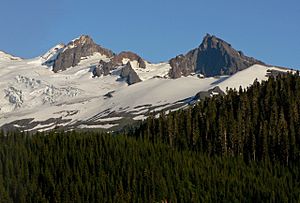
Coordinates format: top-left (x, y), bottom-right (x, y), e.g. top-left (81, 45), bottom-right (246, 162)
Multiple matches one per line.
top-left (0, 0), bottom-right (299, 68)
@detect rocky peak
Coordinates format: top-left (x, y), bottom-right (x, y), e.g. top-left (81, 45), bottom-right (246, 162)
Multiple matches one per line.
top-left (52, 35), bottom-right (115, 73)
top-left (200, 34), bottom-right (230, 50)
top-left (168, 34), bottom-right (265, 78)
top-left (66, 35), bottom-right (94, 49)
top-left (196, 34), bottom-right (265, 76)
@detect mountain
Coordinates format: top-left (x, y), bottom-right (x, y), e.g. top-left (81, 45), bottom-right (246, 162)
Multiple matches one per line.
top-left (169, 34), bottom-right (265, 78)
top-left (0, 34), bottom-right (292, 133)
top-left (52, 35), bottom-right (114, 72)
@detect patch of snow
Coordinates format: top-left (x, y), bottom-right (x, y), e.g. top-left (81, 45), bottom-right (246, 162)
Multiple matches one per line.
top-left (23, 123), bottom-right (56, 132)
top-left (130, 60), bottom-right (171, 80)
top-left (97, 117), bottom-right (123, 122)
top-left (78, 124), bottom-right (117, 129)
top-left (133, 115), bottom-right (147, 121)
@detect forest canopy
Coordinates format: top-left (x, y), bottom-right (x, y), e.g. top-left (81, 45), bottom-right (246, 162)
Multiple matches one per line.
top-left (1, 73), bottom-right (300, 202)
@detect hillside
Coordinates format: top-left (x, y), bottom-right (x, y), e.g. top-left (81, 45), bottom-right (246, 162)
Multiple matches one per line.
top-left (1, 74), bottom-right (300, 202)
top-left (0, 35), bottom-right (292, 132)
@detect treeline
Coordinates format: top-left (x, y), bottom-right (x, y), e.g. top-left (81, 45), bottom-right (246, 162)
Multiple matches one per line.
top-left (0, 132), bottom-right (299, 202)
top-left (131, 73), bottom-right (300, 165)
top-left (1, 73), bottom-right (300, 202)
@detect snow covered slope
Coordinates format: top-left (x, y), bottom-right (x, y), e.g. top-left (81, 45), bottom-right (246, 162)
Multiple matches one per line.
top-left (0, 51), bottom-right (22, 62)
top-left (0, 53), bottom-right (288, 133)
top-left (218, 65), bottom-right (292, 91)
top-left (0, 37), bottom-right (292, 132)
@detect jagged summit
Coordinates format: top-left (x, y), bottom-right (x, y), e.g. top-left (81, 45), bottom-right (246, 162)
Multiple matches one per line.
top-left (66, 35), bottom-right (96, 49)
top-left (200, 34), bottom-right (229, 49)
top-left (40, 34), bottom-right (266, 77)
top-left (169, 34), bottom-right (265, 78)
top-left (196, 34), bottom-right (265, 75)
top-left (52, 35), bottom-right (114, 72)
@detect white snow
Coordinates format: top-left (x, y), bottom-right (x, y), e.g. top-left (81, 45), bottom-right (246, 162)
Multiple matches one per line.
top-left (23, 123), bottom-right (56, 132)
top-left (97, 117), bottom-right (123, 122)
top-left (0, 46), bottom-right (291, 132)
top-left (129, 60), bottom-right (171, 80)
top-left (133, 115), bottom-right (147, 120)
top-left (218, 65), bottom-right (290, 91)
top-left (0, 51), bottom-right (22, 62)
top-left (40, 44), bottom-right (65, 64)
top-left (78, 124), bottom-right (117, 129)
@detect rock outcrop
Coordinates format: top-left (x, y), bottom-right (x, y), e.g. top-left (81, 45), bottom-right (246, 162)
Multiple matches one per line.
top-left (93, 51), bottom-right (147, 78)
top-left (53, 35), bottom-right (114, 72)
top-left (120, 62), bottom-right (141, 85)
top-left (168, 34), bottom-right (265, 78)
top-left (194, 86), bottom-right (225, 100)
top-left (93, 60), bottom-right (115, 77)
top-left (169, 50), bottom-right (198, 78)
top-left (112, 51), bottom-right (146, 69)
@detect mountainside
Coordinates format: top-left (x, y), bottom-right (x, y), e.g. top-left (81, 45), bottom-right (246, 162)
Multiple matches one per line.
top-left (0, 34), bottom-right (292, 132)
top-left (2, 74), bottom-right (300, 201)
top-left (169, 34), bottom-right (265, 78)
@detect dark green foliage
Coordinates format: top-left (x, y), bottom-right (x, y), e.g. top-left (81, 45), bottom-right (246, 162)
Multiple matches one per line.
top-left (1, 73), bottom-right (300, 202)
top-left (0, 132), bottom-right (300, 202)
top-left (133, 74), bottom-right (300, 165)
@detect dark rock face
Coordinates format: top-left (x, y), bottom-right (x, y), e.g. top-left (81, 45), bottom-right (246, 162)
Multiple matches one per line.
top-left (169, 34), bottom-right (265, 78)
top-left (169, 49), bottom-right (198, 78)
top-left (120, 62), bottom-right (142, 85)
top-left (93, 60), bottom-right (115, 77)
top-left (53, 35), bottom-right (114, 72)
top-left (112, 51), bottom-right (146, 69)
top-left (195, 34), bottom-right (264, 76)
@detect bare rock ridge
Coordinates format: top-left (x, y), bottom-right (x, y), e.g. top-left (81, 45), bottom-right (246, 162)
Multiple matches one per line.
top-left (93, 51), bottom-right (146, 85)
top-left (47, 34), bottom-right (265, 80)
top-left (112, 51), bottom-right (146, 69)
top-left (169, 34), bottom-right (265, 78)
top-left (52, 35), bottom-right (114, 72)
top-left (93, 60), bottom-right (142, 85)
top-left (93, 51), bottom-right (146, 77)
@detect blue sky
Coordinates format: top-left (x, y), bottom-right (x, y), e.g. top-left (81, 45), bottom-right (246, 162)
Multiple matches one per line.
top-left (0, 0), bottom-right (299, 68)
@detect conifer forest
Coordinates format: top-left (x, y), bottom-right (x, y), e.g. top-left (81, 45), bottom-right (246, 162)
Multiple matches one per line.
top-left (1, 73), bottom-right (300, 202)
